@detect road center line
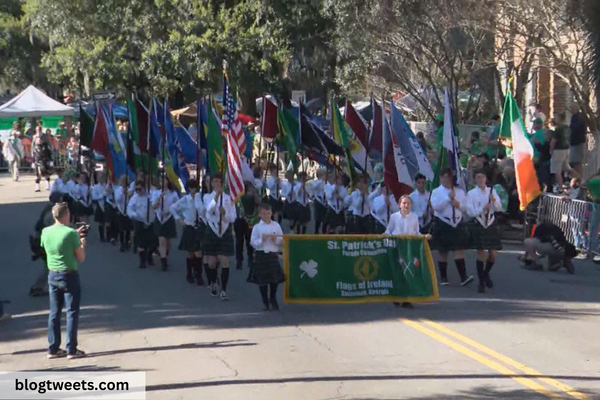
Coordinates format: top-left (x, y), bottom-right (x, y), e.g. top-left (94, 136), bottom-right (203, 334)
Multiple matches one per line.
top-left (401, 319), bottom-right (563, 400)
top-left (420, 319), bottom-right (593, 400)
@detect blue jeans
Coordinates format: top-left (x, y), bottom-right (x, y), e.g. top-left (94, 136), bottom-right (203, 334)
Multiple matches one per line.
top-left (48, 271), bottom-right (81, 355)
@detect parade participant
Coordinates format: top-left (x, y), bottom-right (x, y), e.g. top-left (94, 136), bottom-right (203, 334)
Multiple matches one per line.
top-left (50, 170), bottom-right (70, 204)
top-left (29, 203), bottom-right (55, 297)
top-left (371, 183), bottom-right (399, 234)
top-left (74, 172), bottom-right (93, 223)
top-left (32, 125), bottom-right (53, 192)
top-left (325, 173), bottom-right (348, 234)
top-left (265, 164), bottom-right (283, 223)
top-left (248, 203), bottom-right (285, 311)
top-left (152, 179), bottom-right (179, 271)
top-left (466, 170), bottom-right (503, 293)
top-left (294, 172), bottom-right (312, 234)
top-left (2, 126), bottom-right (23, 182)
top-left (307, 168), bottom-right (327, 234)
top-left (234, 181), bottom-right (260, 270)
top-left (409, 173), bottom-right (432, 232)
top-left (430, 168), bottom-right (473, 286)
top-left (91, 172), bottom-right (108, 242)
top-left (281, 171), bottom-right (297, 231)
top-left (64, 171), bottom-right (78, 219)
top-left (104, 177), bottom-right (119, 245)
top-left (171, 179), bottom-right (205, 284)
top-left (127, 180), bottom-right (157, 269)
top-left (41, 202), bottom-right (87, 359)
top-left (385, 195), bottom-right (422, 236)
top-left (344, 174), bottom-right (372, 234)
top-left (115, 175), bottom-right (133, 253)
top-left (204, 174), bottom-right (237, 300)
top-left (202, 175), bottom-right (214, 286)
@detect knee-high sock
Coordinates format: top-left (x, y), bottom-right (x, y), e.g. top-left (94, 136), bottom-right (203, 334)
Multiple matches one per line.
top-left (438, 261), bottom-right (448, 281)
top-left (221, 268), bottom-right (230, 291)
top-left (98, 225), bottom-right (105, 241)
top-left (485, 260), bottom-right (495, 274)
top-left (301, 226), bottom-right (307, 234)
top-left (476, 260), bottom-right (485, 285)
top-left (259, 285), bottom-right (269, 306)
top-left (315, 221), bottom-right (322, 234)
top-left (204, 263), bottom-right (211, 283)
top-left (269, 283), bottom-right (278, 301)
top-left (455, 258), bottom-right (467, 281)
top-left (138, 251), bottom-right (147, 267)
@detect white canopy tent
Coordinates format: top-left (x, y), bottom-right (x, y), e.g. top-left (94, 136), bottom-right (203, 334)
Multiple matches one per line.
top-left (0, 85), bottom-right (74, 118)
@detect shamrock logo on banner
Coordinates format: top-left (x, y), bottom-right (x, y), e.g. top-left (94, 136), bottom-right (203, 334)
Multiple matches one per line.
top-left (300, 260), bottom-right (319, 279)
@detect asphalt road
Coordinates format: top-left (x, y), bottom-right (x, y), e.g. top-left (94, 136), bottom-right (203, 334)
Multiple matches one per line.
top-left (1, 174), bottom-right (599, 400)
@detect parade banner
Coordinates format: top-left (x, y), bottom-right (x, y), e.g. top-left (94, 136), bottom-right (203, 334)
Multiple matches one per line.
top-left (284, 235), bottom-right (439, 304)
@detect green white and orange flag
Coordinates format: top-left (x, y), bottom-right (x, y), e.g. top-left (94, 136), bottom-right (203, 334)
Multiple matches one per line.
top-left (500, 90), bottom-right (541, 210)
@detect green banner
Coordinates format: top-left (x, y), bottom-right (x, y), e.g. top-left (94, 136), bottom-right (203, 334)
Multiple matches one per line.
top-left (284, 235), bottom-right (439, 304)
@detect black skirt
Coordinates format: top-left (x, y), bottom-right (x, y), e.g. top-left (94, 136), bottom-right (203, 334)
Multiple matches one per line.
top-left (283, 201), bottom-right (297, 220)
top-left (314, 201), bottom-right (327, 222)
top-left (154, 217), bottom-right (177, 239)
top-left (371, 219), bottom-right (386, 234)
top-left (430, 217), bottom-right (471, 252)
top-left (247, 251), bottom-right (285, 285)
top-left (93, 202), bottom-right (105, 223)
top-left (134, 221), bottom-right (158, 249)
top-left (468, 220), bottom-right (503, 250)
top-left (346, 215), bottom-right (372, 234)
top-left (295, 204), bottom-right (311, 224)
top-left (268, 197), bottom-right (284, 213)
top-left (203, 226), bottom-right (234, 256)
top-left (75, 202), bottom-right (94, 217)
top-left (178, 224), bottom-right (205, 252)
top-left (119, 213), bottom-right (133, 231)
top-left (325, 208), bottom-right (345, 229)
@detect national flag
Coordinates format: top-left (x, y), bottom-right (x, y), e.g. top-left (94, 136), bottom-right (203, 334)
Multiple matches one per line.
top-left (300, 110), bottom-right (329, 165)
top-left (104, 104), bottom-right (128, 180)
top-left (277, 107), bottom-right (300, 172)
top-left (127, 99), bottom-right (143, 171)
top-left (300, 104), bottom-right (344, 158)
top-left (344, 100), bottom-right (369, 149)
top-left (330, 99), bottom-right (357, 182)
top-left (196, 97), bottom-right (208, 150)
top-left (369, 97), bottom-right (383, 161)
top-left (343, 100), bottom-right (372, 175)
top-left (79, 106), bottom-right (94, 148)
top-left (91, 104), bottom-right (112, 178)
top-left (441, 89), bottom-right (464, 190)
top-left (383, 106), bottom-right (412, 199)
top-left (500, 90), bottom-right (541, 210)
top-left (261, 96), bottom-right (278, 139)
top-left (223, 72), bottom-right (245, 202)
top-left (163, 100), bottom-right (184, 192)
top-left (390, 101), bottom-right (434, 181)
top-left (207, 98), bottom-right (224, 175)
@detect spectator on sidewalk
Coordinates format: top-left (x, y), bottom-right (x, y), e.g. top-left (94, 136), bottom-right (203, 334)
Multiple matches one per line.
top-left (41, 202), bottom-right (87, 359)
top-left (550, 113), bottom-right (578, 191)
top-left (569, 104), bottom-right (587, 178)
top-left (521, 222), bottom-right (576, 274)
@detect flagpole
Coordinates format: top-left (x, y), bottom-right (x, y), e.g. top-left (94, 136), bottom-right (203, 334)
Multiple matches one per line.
top-left (146, 98), bottom-right (153, 225)
top-left (219, 61), bottom-right (228, 236)
top-left (196, 96), bottom-right (202, 185)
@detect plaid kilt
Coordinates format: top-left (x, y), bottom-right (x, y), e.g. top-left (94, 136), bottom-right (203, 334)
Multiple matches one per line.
top-left (134, 221), bottom-right (158, 249)
top-left (105, 204), bottom-right (119, 228)
top-left (468, 220), bottom-right (503, 250)
top-left (325, 208), bottom-right (345, 229)
top-left (178, 223), bottom-right (205, 252)
top-left (314, 201), bottom-right (327, 222)
top-left (347, 215), bottom-right (371, 234)
top-left (203, 226), bottom-right (234, 256)
top-left (283, 201), bottom-right (297, 220)
top-left (268, 196), bottom-right (284, 213)
top-left (154, 217), bottom-right (177, 239)
top-left (75, 202), bottom-right (94, 217)
top-left (247, 251), bottom-right (285, 285)
top-left (119, 213), bottom-right (133, 231)
top-left (430, 217), bottom-right (471, 252)
top-left (93, 202), bottom-right (105, 223)
top-left (295, 204), bottom-right (311, 224)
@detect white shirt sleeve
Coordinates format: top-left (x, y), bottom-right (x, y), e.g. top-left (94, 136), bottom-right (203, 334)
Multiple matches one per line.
top-left (431, 188), bottom-right (451, 212)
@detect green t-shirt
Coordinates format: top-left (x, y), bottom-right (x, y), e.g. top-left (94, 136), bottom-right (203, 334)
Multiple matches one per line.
top-left (529, 129), bottom-right (546, 162)
top-left (552, 124), bottom-right (570, 150)
top-left (40, 224), bottom-right (82, 272)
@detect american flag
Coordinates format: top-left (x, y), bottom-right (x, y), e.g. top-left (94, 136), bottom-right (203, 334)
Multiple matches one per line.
top-left (222, 72), bottom-right (245, 202)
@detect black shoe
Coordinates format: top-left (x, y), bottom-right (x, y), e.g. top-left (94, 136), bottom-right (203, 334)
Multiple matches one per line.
top-left (147, 256), bottom-right (154, 267)
top-left (401, 302), bottom-right (414, 309)
top-left (263, 303), bottom-right (270, 311)
top-left (186, 272), bottom-right (194, 284)
top-left (270, 298), bottom-right (279, 311)
top-left (485, 276), bottom-right (494, 288)
top-left (139, 264), bottom-right (146, 269)
top-left (119, 244), bottom-right (126, 253)
top-left (461, 276), bottom-right (474, 286)
top-left (478, 283), bottom-right (486, 293)
top-left (440, 278), bottom-right (449, 286)
top-left (393, 302), bottom-right (400, 307)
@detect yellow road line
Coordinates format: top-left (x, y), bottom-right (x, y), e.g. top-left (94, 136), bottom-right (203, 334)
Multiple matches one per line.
top-left (421, 319), bottom-right (593, 400)
top-left (401, 319), bottom-right (563, 400)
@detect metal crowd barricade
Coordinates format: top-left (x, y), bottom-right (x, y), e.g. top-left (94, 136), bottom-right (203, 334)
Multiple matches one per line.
top-left (535, 193), bottom-right (596, 254)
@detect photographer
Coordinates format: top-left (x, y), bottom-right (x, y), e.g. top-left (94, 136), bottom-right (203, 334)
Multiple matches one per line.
top-left (40, 202), bottom-right (87, 359)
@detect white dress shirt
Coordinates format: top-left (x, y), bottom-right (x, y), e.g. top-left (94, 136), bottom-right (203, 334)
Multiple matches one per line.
top-left (65, 180), bottom-right (77, 199)
top-left (205, 191), bottom-right (237, 237)
top-left (325, 183), bottom-right (348, 214)
top-left (114, 186), bottom-right (130, 215)
top-left (385, 212), bottom-right (421, 235)
top-left (307, 178), bottom-right (326, 204)
top-left (371, 194), bottom-right (399, 227)
top-left (76, 184), bottom-right (92, 207)
top-left (266, 177), bottom-right (281, 200)
top-left (281, 180), bottom-right (296, 203)
top-left (409, 190), bottom-right (432, 227)
top-left (151, 189), bottom-right (179, 223)
top-left (294, 182), bottom-right (310, 206)
top-left (91, 183), bottom-right (106, 210)
top-left (127, 192), bottom-right (155, 225)
top-left (105, 184), bottom-right (117, 207)
top-left (171, 193), bottom-right (205, 226)
top-left (250, 220), bottom-right (283, 253)
top-left (50, 178), bottom-right (65, 195)
top-left (345, 190), bottom-right (371, 217)
top-left (466, 186), bottom-right (502, 228)
top-left (202, 192), bottom-right (215, 223)
top-left (431, 185), bottom-right (467, 227)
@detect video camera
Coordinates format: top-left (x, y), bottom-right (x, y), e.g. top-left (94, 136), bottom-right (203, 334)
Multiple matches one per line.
top-left (75, 222), bottom-right (90, 238)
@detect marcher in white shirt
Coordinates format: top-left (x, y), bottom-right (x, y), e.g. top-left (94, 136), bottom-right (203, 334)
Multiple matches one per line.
top-left (127, 181), bottom-right (157, 269)
top-left (204, 174), bottom-right (237, 300)
top-left (430, 168), bottom-right (473, 287)
top-left (50, 171), bottom-right (70, 203)
top-left (307, 168), bottom-right (327, 234)
top-left (265, 164), bottom-right (283, 223)
top-left (281, 171), bottom-right (297, 230)
top-left (409, 173), bottom-right (432, 231)
top-left (385, 196), bottom-right (421, 236)
top-left (2, 128), bottom-right (23, 182)
top-left (75, 173), bottom-right (93, 222)
top-left (91, 172), bottom-right (108, 242)
top-left (467, 170), bottom-right (503, 294)
top-left (248, 203), bottom-right (285, 311)
top-left (371, 184), bottom-right (399, 234)
top-left (325, 174), bottom-right (348, 233)
top-left (293, 172), bottom-right (311, 234)
top-left (152, 179), bottom-right (180, 271)
top-left (344, 174), bottom-right (372, 234)
top-left (171, 178), bottom-right (206, 285)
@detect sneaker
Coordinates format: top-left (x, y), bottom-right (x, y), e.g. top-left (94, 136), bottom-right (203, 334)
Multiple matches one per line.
top-left (0, 313), bottom-right (12, 322)
top-left (220, 291), bottom-right (229, 301)
top-left (47, 349), bottom-right (67, 359)
top-left (485, 276), bottom-right (494, 289)
top-left (269, 298), bottom-right (278, 310)
top-left (210, 283), bottom-right (218, 297)
top-left (461, 276), bottom-right (474, 286)
top-left (440, 278), bottom-right (449, 286)
top-left (67, 350), bottom-right (87, 360)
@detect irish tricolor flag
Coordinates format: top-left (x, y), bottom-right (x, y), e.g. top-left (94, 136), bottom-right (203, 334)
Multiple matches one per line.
top-left (500, 91), bottom-right (541, 210)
